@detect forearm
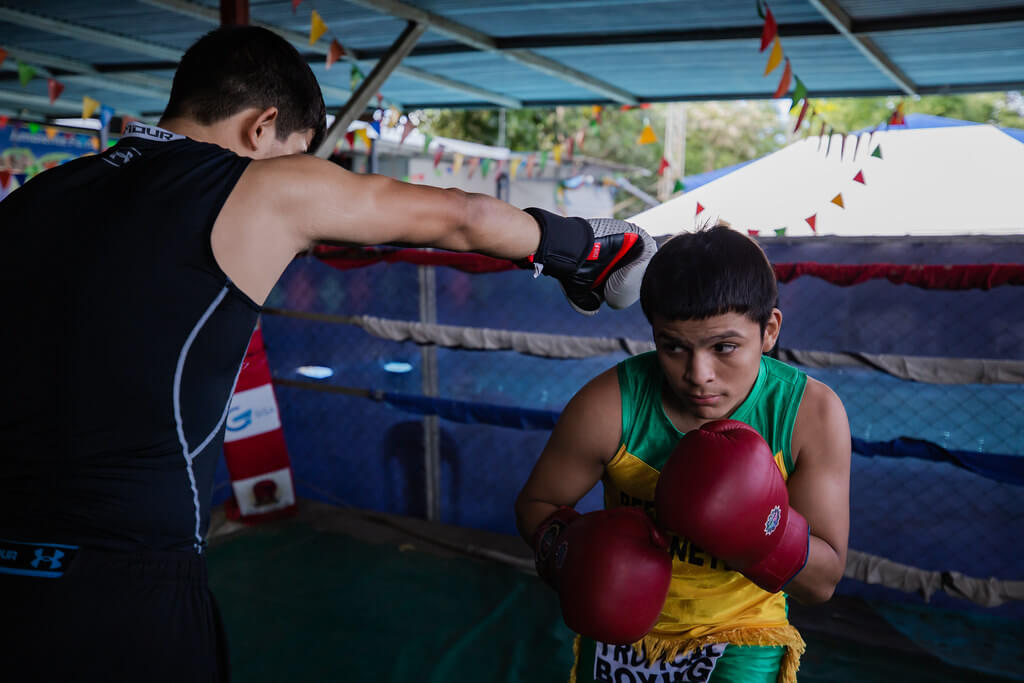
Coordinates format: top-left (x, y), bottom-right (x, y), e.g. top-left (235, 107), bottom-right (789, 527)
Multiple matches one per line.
top-left (782, 534), bottom-right (845, 604)
top-left (433, 190), bottom-right (540, 259)
top-left (514, 496), bottom-right (562, 546)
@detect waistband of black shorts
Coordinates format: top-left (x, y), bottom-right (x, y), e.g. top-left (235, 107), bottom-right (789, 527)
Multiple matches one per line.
top-left (0, 537), bottom-right (207, 581)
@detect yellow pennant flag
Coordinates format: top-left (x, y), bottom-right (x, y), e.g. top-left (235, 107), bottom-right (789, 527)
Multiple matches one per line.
top-left (510, 157), bottom-right (521, 181)
top-left (82, 96), bottom-right (100, 119)
top-left (831, 193), bottom-right (845, 208)
top-left (764, 36), bottom-right (783, 75)
top-left (637, 122), bottom-right (658, 145)
top-left (452, 153), bottom-right (464, 175)
top-left (355, 128), bottom-right (371, 148)
top-left (552, 144), bottom-right (563, 165)
top-left (45, 126), bottom-right (57, 139)
top-left (309, 10), bottom-right (328, 45)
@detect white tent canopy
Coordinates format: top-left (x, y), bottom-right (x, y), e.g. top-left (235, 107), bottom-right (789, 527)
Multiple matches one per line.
top-left (629, 124), bottom-right (1024, 238)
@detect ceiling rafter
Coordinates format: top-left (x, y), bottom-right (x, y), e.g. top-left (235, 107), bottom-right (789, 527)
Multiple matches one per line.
top-left (139, 0), bottom-right (521, 109)
top-left (0, 45), bottom-right (172, 101)
top-left (806, 0), bottom-right (917, 96)
top-left (340, 0), bottom-right (638, 105)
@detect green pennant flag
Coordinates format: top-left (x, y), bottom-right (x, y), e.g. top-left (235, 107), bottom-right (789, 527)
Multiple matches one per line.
top-left (350, 64), bottom-right (364, 90)
top-left (789, 77), bottom-right (807, 112)
top-left (401, 175), bottom-right (410, 182)
top-left (673, 179), bottom-right (684, 193)
top-left (871, 145), bottom-right (883, 159)
top-left (17, 61), bottom-right (36, 86)
top-left (480, 158), bottom-right (492, 178)
top-left (423, 134), bottom-right (433, 153)
top-left (28, 122), bottom-right (40, 134)
top-left (756, 0), bottom-right (765, 19)
top-left (775, 227), bottom-right (787, 237)
top-left (539, 150), bottom-right (548, 173)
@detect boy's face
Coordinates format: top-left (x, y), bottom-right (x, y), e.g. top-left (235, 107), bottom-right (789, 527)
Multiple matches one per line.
top-left (652, 310), bottom-right (781, 426)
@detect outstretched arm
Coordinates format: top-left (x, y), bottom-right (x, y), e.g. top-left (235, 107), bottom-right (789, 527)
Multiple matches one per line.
top-left (784, 378), bottom-right (851, 604)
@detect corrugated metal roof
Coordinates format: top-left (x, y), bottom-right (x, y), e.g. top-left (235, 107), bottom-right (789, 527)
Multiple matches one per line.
top-left (0, 0), bottom-right (1022, 120)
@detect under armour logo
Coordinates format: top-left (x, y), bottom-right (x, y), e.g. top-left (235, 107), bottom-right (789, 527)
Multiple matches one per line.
top-left (31, 548), bottom-right (64, 570)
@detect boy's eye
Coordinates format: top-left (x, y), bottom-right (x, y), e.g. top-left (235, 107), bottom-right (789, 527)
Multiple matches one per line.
top-left (714, 343), bottom-right (738, 353)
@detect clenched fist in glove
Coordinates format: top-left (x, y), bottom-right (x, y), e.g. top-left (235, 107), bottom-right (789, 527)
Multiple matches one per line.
top-left (533, 506), bottom-right (672, 645)
top-left (654, 420), bottom-right (810, 593)
top-left (522, 207), bottom-right (657, 315)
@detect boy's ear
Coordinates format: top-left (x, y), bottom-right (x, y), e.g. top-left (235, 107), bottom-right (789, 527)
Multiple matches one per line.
top-left (761, 308), bottom-right (782, 353)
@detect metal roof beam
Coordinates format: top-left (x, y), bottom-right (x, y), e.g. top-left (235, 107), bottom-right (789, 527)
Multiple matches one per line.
top-left (0, 88), bottom-right (142, 118)
top-left (806, 0), bottom-right (917, 96)
top-left (316, 21), bottom-right (427, 158)
top-left (0, 46), bottom-right (173, 101)
top-left (139, 0), bottom-right (519, 109)
top-left (0, 7), bottom-right (182, 62)
top-left (341, 0), bottom-right (638, 105)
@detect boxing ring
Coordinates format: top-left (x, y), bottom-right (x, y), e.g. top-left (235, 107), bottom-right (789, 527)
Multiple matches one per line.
top-left (209, 234), bottom-right (1024, 681)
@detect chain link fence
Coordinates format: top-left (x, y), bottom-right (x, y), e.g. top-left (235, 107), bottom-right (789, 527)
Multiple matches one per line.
top-left (223, 235), bottom-right (1024, 616)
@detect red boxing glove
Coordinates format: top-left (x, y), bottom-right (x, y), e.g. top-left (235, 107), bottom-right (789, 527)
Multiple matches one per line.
top-left (654, 420), bottom-right (809, 593)
top-left (532, 506), bottom-right (672, 644)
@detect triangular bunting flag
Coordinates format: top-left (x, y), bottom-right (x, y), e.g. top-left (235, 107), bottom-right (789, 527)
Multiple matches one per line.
top-left (825, 128), bottom-right (834, 157)
top-left (673, 179), bottom-right (684, 193)
top-left (789, 77), bottom-right (807, 112)
top-left (592, 105), bottom-right (603, 124)
top-left (0, 47), bottom-right (7, 68)
top-left (45, 126), bottom-right (57, 139)
top-left (480, 158), bottom-right (492, 178)
top-left (466, 156), bottom-right (480, 179)
top-left (775, 227), bottom-right (787, 237)
top-left (510, 158), bottom-right (521, 181)
top-left (17, 61), bottom-right (36, 86)
top-left (350, 64), bottom-right (364, 90)
top-left (871, 145), bottom-right (883, 159)
top-left (47, 78), bottom-right (64, 104)
top-left (538, 150), bottom-right (548, 174)
top-left (326, 39), bottom-right (344, 69)
top-left (452, 153), bottom-right (464, 175)
top-left (889, 102), bottom-right (905, 126)
top-left (99, 105), bottom-right (115, 129)
top-left (309, 10), bottom-right (328, 45)
top-left (344, 131), bottom-right (355, 148)
top-left (756, 0), bottom-right (766, 19)
top-left (817, 121), bottom-right (826, 151)
top-left (764, 37), bottom-right (783, 75)
top-left (0, 115), bottom-right (9, 128)
top-left (760, 6), bottom-right (777, 52)
top-left (806, 214), bottom-right (817, 232)
top-left (748, 229), bottom-right (760, 236)
top-left (657, 157), bottom-right (670, 176)
top-left (28, 123), bottom-right (40, 134)
top-left (292, 0), bottom-right (302, 12)
top-left (638, 122), bottom-right (658, 145)
top-left (831, 193), bottom-right (845, 208)
top-left (423, 134), bottom-right (433, 153)
top-left (82, 96), bottom-right (100, 120)
top-left (853, 170), bottom-right (865, 185)
top-left (355, 128), bottom-right (371, 148)
top-left (696, 202), bottom-right (705, 216)
top-left (370, 119), bottom-right (381, 136)
top-left (566, 137), bottom-right (575, 161)
top-left (400, 118), bottom-right (416, 145)
top-left (793, 99), bottom-right (809, 133)
top-left (0, 170), bottom-right (10, 190)
top-left (771, 58), bottom-right (792, 98)
top-left (526, 154), bottom-right (536, 178)
top-left (552, 144), bottom-right (562, 165)
top-left (433, 145), bottom-right (444, 168)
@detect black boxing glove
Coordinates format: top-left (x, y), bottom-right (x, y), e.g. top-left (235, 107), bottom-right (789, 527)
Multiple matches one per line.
top-left (523, 208), bottom-right (657, 315)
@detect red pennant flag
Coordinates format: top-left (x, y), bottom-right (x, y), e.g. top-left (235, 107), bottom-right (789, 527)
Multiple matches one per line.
top-left (326, 39), bottom-right (345, 69)
top-left (657, 157), bottom-right (670, 176)
top-left (853, 170), bottom-right (865, 184)
top-left (344, 131), bottom-right (355, 148)
top-left (0, 170), bottom-right (10, 190)
top-left (400, 118), bottom-right (416, 145)
top-left (696, 202), bottom-right (705, 216)
top-left (748, 229), bottom-right (760, 236)
top-left (771, 59), bottom-right (792, 98)
top-left (0, 47), bottom-right (7, 68)
top-left (292, 0), bottom-right (302, 12)
top-left (760, 7), bottom-right (778, 52)
top-left (806, 214), bottom-right (817, 232)
top-left (466, 156), bottom-right (480, 179)
top-left (566, 137), bottom-right (575, 161)
top-left (47, 78), bottom-right (64, 104)
top-left (433, 145), bottom-right (444, 168)
top-left (639, 103), bottom-right (651, 109)
top-left (793, 99), bottom-right (809, 133)
top-left (0, 115), bottom-right (9, 128)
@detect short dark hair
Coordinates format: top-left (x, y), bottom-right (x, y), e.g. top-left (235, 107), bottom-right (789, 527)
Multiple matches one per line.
top-left (163, 26), bottom-right (326, 151)
top-left (640, 225), bottom-right (778, 332)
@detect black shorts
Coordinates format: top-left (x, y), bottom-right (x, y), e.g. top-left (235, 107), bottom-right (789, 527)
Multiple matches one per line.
top-left (0, 542), bottom-right (229, 682)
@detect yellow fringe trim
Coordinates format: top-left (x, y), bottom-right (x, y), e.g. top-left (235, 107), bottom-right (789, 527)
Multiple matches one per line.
top-left (568, 634), bottom-right (581, 683)
top-left (637, 625), bottom-right (806, 683)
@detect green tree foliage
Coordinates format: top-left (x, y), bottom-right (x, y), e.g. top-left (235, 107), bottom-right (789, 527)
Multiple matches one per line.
top-left (799, 92), bottom-right (1024, 134)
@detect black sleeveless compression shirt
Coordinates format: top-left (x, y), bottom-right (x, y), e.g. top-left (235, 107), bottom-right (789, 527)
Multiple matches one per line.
top-left (0, 123), bottom-right (258, 553)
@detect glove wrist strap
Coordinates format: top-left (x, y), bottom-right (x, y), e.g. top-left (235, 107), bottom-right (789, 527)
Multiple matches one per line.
top-left (523, 207), bottom-right (593, 279)
top-left (531, 506), bottom-right (580, 587)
